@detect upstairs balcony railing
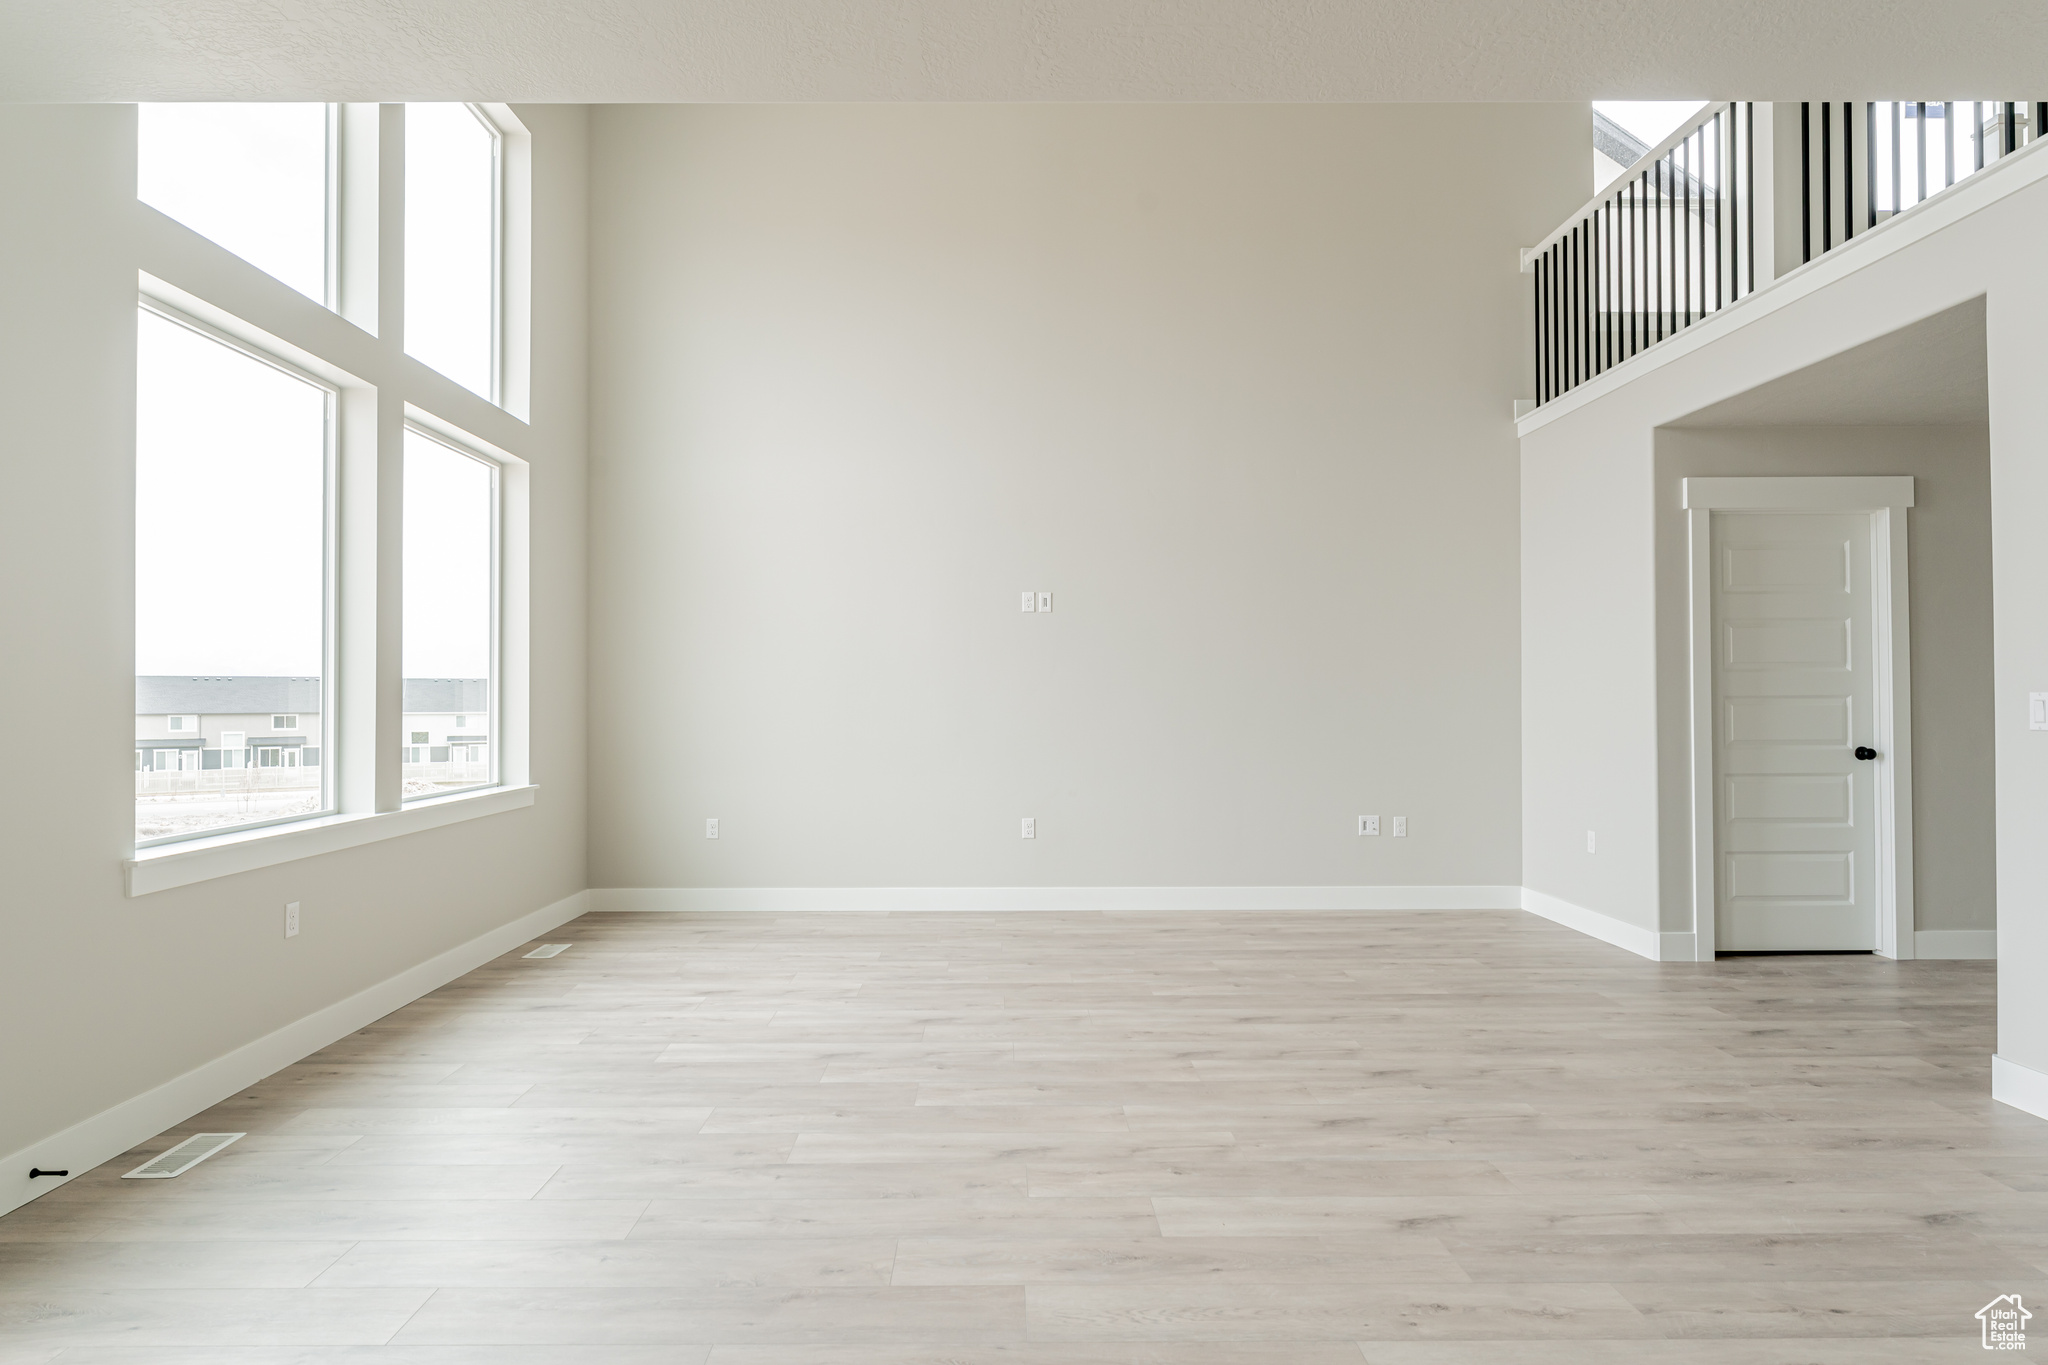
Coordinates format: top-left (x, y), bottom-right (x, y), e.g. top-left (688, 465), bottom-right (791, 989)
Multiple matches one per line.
top-left (1528, 100), bottom-right (2045, 407)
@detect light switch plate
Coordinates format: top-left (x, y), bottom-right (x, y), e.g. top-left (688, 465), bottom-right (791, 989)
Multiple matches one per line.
top-left (1036, 592), bottom-right (1052, 612)
top-left (2032, 693), bottom-right (2048, 730)
top-left (1358, 815), bottom-right (1379, 836)
top-left (1586, 830), bottom-right (1596, 853)
top-left (1391, 816), bottom-right (1408, 837)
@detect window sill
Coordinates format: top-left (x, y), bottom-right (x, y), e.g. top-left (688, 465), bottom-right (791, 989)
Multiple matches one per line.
top-left (124, 785), bottom-right (537, 897)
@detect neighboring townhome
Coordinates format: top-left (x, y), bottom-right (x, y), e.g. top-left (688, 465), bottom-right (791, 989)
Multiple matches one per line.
top-left (134, 676), bottom-right (324, 773)
top-left (400, 677), bottom-right (492, 768)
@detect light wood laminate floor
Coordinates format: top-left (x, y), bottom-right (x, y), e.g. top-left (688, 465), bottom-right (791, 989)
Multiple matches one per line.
top-left (1, 909), bottom-right (2038, 1362)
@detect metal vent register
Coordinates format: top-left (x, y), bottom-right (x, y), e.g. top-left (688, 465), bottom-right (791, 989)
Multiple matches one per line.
top-left (121, 1132), bottom-right (244, 1179)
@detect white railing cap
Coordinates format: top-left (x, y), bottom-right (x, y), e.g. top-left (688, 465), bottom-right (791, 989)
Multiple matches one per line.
top-left (1525, 100), bottom-right (1736, 262)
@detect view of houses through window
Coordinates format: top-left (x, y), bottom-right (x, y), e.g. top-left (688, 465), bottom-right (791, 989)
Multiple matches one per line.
top-left (135, 676), bottom-right (492, 830)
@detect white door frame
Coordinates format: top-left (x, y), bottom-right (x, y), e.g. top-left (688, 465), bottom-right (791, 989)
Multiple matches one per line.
top-left (1684, 476), bottom-right (1916, 961)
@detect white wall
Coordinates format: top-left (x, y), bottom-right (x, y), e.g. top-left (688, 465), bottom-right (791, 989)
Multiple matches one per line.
top-left (587, 103), bottom-right (1588, 895)
top-left (0, 104), bottom-right (589, 1200)
top-left (1521, 141), bottom-right (2045, 1056)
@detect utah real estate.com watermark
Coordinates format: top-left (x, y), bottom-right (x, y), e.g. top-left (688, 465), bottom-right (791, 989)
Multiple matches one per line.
top-left (1981, 1294), bottom-right (2031, 1351)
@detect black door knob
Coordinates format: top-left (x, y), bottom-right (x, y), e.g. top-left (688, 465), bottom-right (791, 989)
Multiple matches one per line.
top-left (1854, 746), bottom-right (1878, 761)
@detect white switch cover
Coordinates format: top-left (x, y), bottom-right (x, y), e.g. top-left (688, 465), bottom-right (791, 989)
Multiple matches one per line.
top-left (1358, 815), bottom-right (1379, 836)
top-left (1021, 817), bottom-right (1036, 839)
top-left (1037, 592), bottom-right (1053, 612)
top-left (284, 902), bottom-right (300, 938)
top-left (1392, 816), bottom-right (1408, 837)
top-left (1586, 831), bottom-right (1597, 853)
top-left (706, 818), bottom-right (719, 839)
top-left (2033, 693), bottom-right (2048, 730)
top-left (1021, 591), bottom-right (1036, 612)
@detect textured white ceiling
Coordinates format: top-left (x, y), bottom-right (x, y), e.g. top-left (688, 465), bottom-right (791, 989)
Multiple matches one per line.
top-left (3, 0), bottom-right (2044, 103)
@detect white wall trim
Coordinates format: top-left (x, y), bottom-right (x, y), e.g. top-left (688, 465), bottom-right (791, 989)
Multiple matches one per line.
top-left (125, 784), bottom-right (538, 897)
top-left (587, 885), bottom-right (1522, 913)
top-left (1993, 1054), bottom-right (2048, 1122)
top-left (1915, 929), bottom-right (1997, 960)
top-left (1684, 482), bottom-right (1916, 961)
top-left (1682, 476), bottom-right (1916, 511)
top-left (1519, 886), bottom-right (1672, 961)
top-left (0, 888), bottom-right (589, 1219)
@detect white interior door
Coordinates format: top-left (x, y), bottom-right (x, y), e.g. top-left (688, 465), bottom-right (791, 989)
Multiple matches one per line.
top-left (1712, 510), bottom-right (1880, 951)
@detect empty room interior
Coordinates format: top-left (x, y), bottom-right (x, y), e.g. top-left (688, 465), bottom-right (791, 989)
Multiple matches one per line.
top-left (8, 2), bottom-right (2048, 1358)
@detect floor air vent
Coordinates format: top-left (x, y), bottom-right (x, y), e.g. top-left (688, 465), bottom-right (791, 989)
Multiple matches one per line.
top-left (524, 943), bottom-right (571, 958)
top-left (122, 1132), bottom-right (244, 1179)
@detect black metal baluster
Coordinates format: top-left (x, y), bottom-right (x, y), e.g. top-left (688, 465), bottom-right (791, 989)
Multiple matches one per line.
top-left (1571, 225), bottom-right (1581, 392)
top-left (1826, 101), bottom-right (1843, 253)
top-left (1625, 176), bottom-right (1635, 356)
top-left (1540, 244), bottom-right (1556, 397)
top-left (1800, 103), bottom-right (1812, 263)
top-left (1841, 103), bottom-right (1854, 240)
top-left (1559, 233), bottom-right (1569, 395)
top-left (1582, 216), bottom-right (1592, 380)
top-left (1715, 110), bottom-right (1725, 309)
top-left (1975, 101), bottom-right (1984, 171)
top-left (1684, 131), bottom-right (1694, 326)
top-left (1655, 154), bottom-right (1664, 340)
top-left (2006, 102), bottom-right (2018, 156)
top-left (1589, 198), bottom-right (1605, 374)
top-left (1745, 102), bottom-right (1756, 295)
top-left (1867, 101), bottom-right (1878, 229)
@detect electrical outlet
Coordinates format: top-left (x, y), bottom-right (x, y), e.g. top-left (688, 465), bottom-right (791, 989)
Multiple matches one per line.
top-left (705, 818), bottom-right (719, 839)
top-left (1586, 830), bottom-right (1597, 853)
top-left (1036, 591), bottom-right (1053, 612)
top-left (1021, 591), bottom-right (1036, 612)
top-left (1021, 817), bottom-right (1036, 839)
top-left (1358, 815), bottom-right (1379, 836)
top-left (284, 902), bottom-right (300, 938)
top-left (1391, 816), bottom-right (1408, 837)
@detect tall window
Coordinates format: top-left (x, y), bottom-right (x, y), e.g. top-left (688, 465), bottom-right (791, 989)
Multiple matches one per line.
top-left (136, 306), bottom-right (333, 843)
top-left (405, 104), bottom-right (499, 400)
top-left (138, 104), bottom-right (331, 305)
top-left (402, 427), bottom-right (497, 798)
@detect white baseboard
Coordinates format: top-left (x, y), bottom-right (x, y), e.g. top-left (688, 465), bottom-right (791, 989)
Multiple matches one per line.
top-left (1659, 931), bottom-right (1700, 961)
top-left (1519, 886), bottom-right (1678, 961)
top-left (1914, 929), bottom-right (1997, 960)
top-left (586, 885), bottom-right (1524, 913)
top-left (1994, 1054), bottom-right (2048, 1121)
top-left (0, 888), bottom-right (591, 1220)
